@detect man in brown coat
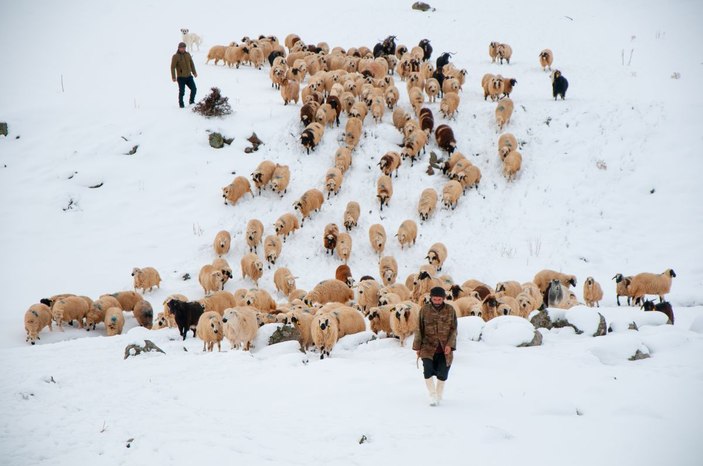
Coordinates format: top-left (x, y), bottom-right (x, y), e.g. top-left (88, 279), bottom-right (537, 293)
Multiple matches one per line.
top-left (171, 42), bottom-right (198, 108)
top-left (413, 286), bottom-right (457, 406)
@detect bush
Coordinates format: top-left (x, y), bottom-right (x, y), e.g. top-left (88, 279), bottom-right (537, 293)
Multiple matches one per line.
top-left (193, 87), bottom-right (232, 117)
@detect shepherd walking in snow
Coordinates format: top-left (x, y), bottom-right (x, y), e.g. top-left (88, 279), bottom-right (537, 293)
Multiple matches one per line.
top-left (413, 287), bottom-right (457, 406)
top-left (171, 42), bottom-right (198, 108)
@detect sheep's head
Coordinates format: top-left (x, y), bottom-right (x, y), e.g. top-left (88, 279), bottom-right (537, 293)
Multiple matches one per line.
top-left (181, 28), bottom-right (189, 35)
top-left (666, 269), bottom-right (677, 278)
top-left (319, 318), bottom-right (330, 331)
top-left (131, 267), bottom-right (140, 277)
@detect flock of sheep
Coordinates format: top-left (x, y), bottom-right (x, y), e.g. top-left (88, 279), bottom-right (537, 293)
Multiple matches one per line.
top-left (22, 32), bottom-right (676, 355)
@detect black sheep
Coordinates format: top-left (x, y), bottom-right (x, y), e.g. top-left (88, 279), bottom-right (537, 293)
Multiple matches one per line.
top-left (267, 50), bottom-right (283, 66)
top-left (642, 300), bottom-right (675, 325)
top-left (419, 39), bottom-right (432, 61)
top-left (436, 52), bottom-right (451, 73)
top-left (551, 70), bottom-right (569, 100)
top-left (167, 299), bottom-right (205, 340)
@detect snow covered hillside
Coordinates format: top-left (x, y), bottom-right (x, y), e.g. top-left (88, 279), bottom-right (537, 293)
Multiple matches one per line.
top-left (1, 0), bottom-right (702, 465)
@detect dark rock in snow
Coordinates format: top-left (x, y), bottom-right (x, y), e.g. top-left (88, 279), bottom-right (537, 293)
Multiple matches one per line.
top-left (269, 324), bottom-right (301, 346)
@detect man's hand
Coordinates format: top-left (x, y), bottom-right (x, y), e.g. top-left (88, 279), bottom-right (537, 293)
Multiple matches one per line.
top-left (444, 345), bottom-right (451, 355)
top-left (193, 73), bottom-right (198, 78)
top-left (172, 78), bottom-right (176, 82)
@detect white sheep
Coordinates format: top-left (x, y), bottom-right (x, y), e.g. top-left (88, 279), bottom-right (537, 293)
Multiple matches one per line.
top-left (583, 276), bottom-right (604, 307)
top-left (367, 304), bottom-right (394, 336)
top-left (495, 281), bottom-right (523, 298)
top-left (251, 160), bottom-right (277, 195)
top-left (304, 279), bottom-right (354, 306)
top-left (51, 296), bottom-right (89, 330)
top-left (245, 219), bottom-right (264, 253)
top-left (495, 98), bottom-right (514, 131)
top-left (24, 303), bottom-right (52, 344)
top-left (417, 188), bottom-right (438, 222)
top-left (293, 189), bottom-right (324, 225)
top-left (104, 307), bottom-right (125, 336)
top-left (442, 180), bottom-right (463, 210)
top-left (311, 312), bottom-right (339, 359)
top-left (336, 232), bottom-right (352, 264)
top-left (222, 306), bottom-right (260, 351)
top-left (132, 267), bottom-right (161, 293)
top-left (196, 311), bottom-right (224, 352)
top-left (379, 255), bottom-right (399, 286)
top-left (628, 269), bottom-right (676, 305)
top-left (334, 147), bottom-right (353, 174)
top-left (274, 213), bottom-right (300, 241)
top-left (199, 264), bottom-right (225, 295)
top-left (180, 28), bottom-right (202, 53)
top-left (325, 167), bottom-right (344, 199)
top-left (368, 223), bottom-right (387, 257)
top-left (213, 230), bottom-right (231, 257)
top-left (390, 301), bottom-right (420, 346)
top-left (357, 279), bottom-right (381, 315)
top-left (244, 288), bottom-right (277, 313)
top-left (200, 291), bottom-right (237, 315)
top-left (396, 219), bottom-right (418, 249)
top-left (270, 164), bottom-right (291, 197)
top-left (343, 201), bottom-right (360, 231)
top-left (274, 267), bottom-right (297, 296)
top-left (426, 242), bottom-right (448, 271)
top-left (222, 176), bottom-right (252, 205)
top-left (240, 253), bottom-right (264, 286)
top-left (500, 147), bottom-right (522, 182)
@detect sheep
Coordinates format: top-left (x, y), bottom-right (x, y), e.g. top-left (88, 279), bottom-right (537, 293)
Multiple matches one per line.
top-left (280, 77), bottom-right (300, 105)
top-left (370, 95), bottom-right (385, 123)
top-left (368, 305), bottom-right (394, 336)
top-left (249, 46), bottom-right (265, 69)
top-left (641, 300), bottom-right (675, 325)
top-left (324, 167), bottom-right (344, 199)
top-left (378, 151), bottom-right (401, 178)
top-left (435, 124), bottom-right (457, 153)
top-left (323, 223), bottom-right (339, 255)
top-left (311, 312), bottom-right (339, 359)
top-left (551, 70), bottom-right (569, 100)
top-left (417, 188), bottom-right (438, 222)
top-left (521, 282), bottom-right (544, 310)
top-left (274, 212), bottom-right (300, 241)
top-left (481, 294), bottom-right (500, 320)
top-left (488, 42), bottom-right (500, 63)
top-left (368, 223), bottom-right (387, 257)
top-left (533, 269), bottom-right (577, 294)
top-left (392, 108), bottom-right (412, 132)
top-left (350, 101), bottom-right (368, 121)
top-left (495, 281), bottom-right (522, 298)
top-left (222, 176), bottom-right (253, 205)
top-left (288, 308), bottom-right (315, 350)
top-left (384, 86), bottom-right (400, 109)
top-left (24, 303), bottom-right (53, 344)
top-left (514, 292), bottom-right (538, 318)
top-left (196, 311), bottom-right (224, 352)
top-left (441, 77), bottom-right (460, 96)
top-left (628, 269), bottom-right (676, 305)
top-left (498, 133), bottom-right (518, 154)
top-left (545, 279), bottom-right (578, 309)
top-left (419, 107), bottom-right (434, 136)
top-left (501, 78), bottom-right (518, 98)
top-left (578, 276), bottom-right (604, 308)
top-left (212, 230), bottom-right (231, 257)
top-left (240, 253), bottom-right (264, 286)
top-left (408, 87), bottom-right (425, 114)
top-left (357, 279), bottom-right (381, 314)
top-left (448, 296), bottom-right (482, 318)
top-left (612, 273), bottom-right (634, 306)
top-left (301, 122), bottom-right (324, 154)
top-left (104, 307), bottom-right (125, 336)
top-left (199, 264), bottom-right (225, 295)
top-left (245, 219), bottom-right (264, 253)
top-left (270, 164), bottom-right (291, 197)
top-left (274, 267), bottom-right (297, 296)
top-left (133, 299), bottom-right (154, 329)
top-left (222, 307), bottom-right (260, 351)
top-left (167, 299), bottom-right (205, 340)
top-left (293, 189), bottom-right (324, 225)
top-left (343, 201), bottom-right (360, 231)
top-left (379, 256), bottom-right (399, 286)
top-left (377, 175), bottom-right (393, 211)
top-left (497, 295), bottom-right (520, 316)
top-left (336, 232), bottom-right (352, 264)
top-left (438, 92), bottom-right (460, 120)
top-left (335, 264), bottom-right (354, 287)
top-left (284, 33), bottom-right (301, 51)
top-left (382, 283), bottom-right (412, 302)
top-left (390, 301), bottom-right (420, 346)
top-left (442, 180), bottom-right (463, 210)
top-left (131, 267), bottom-right (161, 293)
top-left (102, 291), bottom-right (141, 312)
top-left (456, 164), bottom-right (482, 191)
top-left (334, 147), bottom-right (353, 174)
top-left (152, 312), bottom-right (173, 330)
top-left (400, 128), bottom-right (428, 166)
top-left (396, 219), bottom-right (418, 249)
top-left (206, 45), bottom-right (227, 65)
top-left (425, 78), bottom-right (440, 103)
top-left (86, 295), bottom-right (121, 331)
top-left (251, 160), bottom-right (276, 195)
top-left (426, 243), bottom-right (448, 271)
top-left (315, 103), bottom-right (336, 128)
top-left (495, 98), bottom-right (514, 131)
top-left (500, 147), bottom-right (522, 181)
top-left (304, 279), bottom-right (354, 306)
top-left (51, 296), bottom-right (89, 330)
top-left (300, 101), bottom-right (320, 127)
top-left (199, 291), bottom-right (237, 315)
top-left (210, 258), bottom-right (232, 288)
top-left (539, 49), bottom-right (554, 71)
top-left (330, 306), bottom-right (366, 339)
top-left (243, 288), bottom-right (276, 313)
top-left (343, 117), bottom-right (363, 150)
top-left (225, 44), bottom-right (246, 68)
top-left (497, 43), bottom-right (513, 64)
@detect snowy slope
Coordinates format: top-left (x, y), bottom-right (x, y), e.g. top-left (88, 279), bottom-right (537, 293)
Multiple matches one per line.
top-left (1, 0), bottom-right (703, 464)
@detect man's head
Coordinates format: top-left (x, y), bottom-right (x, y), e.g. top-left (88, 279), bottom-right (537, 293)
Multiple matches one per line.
top-left (430, 286), bottom-right (446, 306)
top-left (178, 42), bottom-right (187, 51)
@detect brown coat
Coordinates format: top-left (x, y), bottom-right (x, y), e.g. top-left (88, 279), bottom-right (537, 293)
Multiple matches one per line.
top-left (171, 51), bottom-right (197, 79)
top-left (413, 302), bottom-right (457, 366)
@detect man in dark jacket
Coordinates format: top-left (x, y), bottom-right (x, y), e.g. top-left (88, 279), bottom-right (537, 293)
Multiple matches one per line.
top-left (170, 42), bottom-right (198, 108)
top-left (413, 286), bottom-right (457, 406)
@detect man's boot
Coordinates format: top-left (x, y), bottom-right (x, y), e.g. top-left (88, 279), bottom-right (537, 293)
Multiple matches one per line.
top-left (425, 377), bottom-right (437, 406)
top-left (435, 380), bottom-right (445, 405)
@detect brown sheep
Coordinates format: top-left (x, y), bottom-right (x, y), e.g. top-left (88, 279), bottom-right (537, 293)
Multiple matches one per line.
top-left (612, 274), bottom-right (634, 306)
top-left (196, 311), bottom-right (224, 352)
top-left (280, 78), bottom-right (300, 105)
top-left (24, 303), bottom-right (53, 344)
top-left (418, 188), bottom-right (438, 222)
top-left (304, 279), bottom-right (354, 306)
top-left (495, 98), bottom-right (514, 131)
top-left (583, 276), bottom-right (604, 307)
top-left (343, 117), bottom-right (363, 150)
top-left (251, 160), bottom-right (277, 195)
top-left (199, 264), bottom-right (225, 295)
top-left (240, 253), bottom-right (264, 286)
top-left (293, 188), bottom-right (325, 225)
top-left (213, 230), bottom-right (231, 257)
top-left (274, 267), bottom-right (297, 296)
top-left (336, 232), bottom-right (352, 264)
top-left (274, 212), bottom-right (300, 241)
top-left (246, 219), bottom-right (264, 253)
top-left (379, 255), bottom-right (399, 286)
top-left (426, 243), bottom-right (448, 271)
top-left (325, 167), bottom-right (344, 199)
top-left (343, 201), bottom-right (360, 231)
top-left (222, 176), bottom-right (252, 205)
top-left (442, 180), bottom-right (463, 210)
top-left (435, 124), bottom-right (457, 154)
top-left (323, 223), bottom-right (339, 256)
top-left (628, 269), bottom-right (676, 305)
top-left (334, 147), bottom-right (353, 174)
top-left (539, 49), bottom-right (553, 71)
top-left (270, 164), bottom-right (291, 197)
top-left (301, 122), bottom-right (325, 154)
top-left (500, 147), bottom-right (522, 182)
top-left (377, 175), bottom-right (393, 211)
top-left (396, 220), bottom-right (418, 249)
top-left (368, 223), bottom-right (387, 257)
top-left (264, 235), bottom-right (283, 267)
top-left (132, 267), bottom-right (161, 293)
top-left (133, 299), bottom-right (154, 329)
top-left (378, 151), bottom-right (401, 178)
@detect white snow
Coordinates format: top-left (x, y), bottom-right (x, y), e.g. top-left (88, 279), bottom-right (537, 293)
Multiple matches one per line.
top-left (1, 0), bottom-right (703, 465)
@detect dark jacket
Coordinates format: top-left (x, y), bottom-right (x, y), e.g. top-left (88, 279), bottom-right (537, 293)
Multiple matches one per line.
top-left (171, 51), bottom-right (197, 79)
top-left (413, 302), bottom-right (457, 366)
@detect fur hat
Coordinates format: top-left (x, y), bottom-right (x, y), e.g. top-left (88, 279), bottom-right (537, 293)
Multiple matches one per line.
top-left (178, 42), bottom-right (187, 49)
top-left (430, 287), bottom-right (446, 298)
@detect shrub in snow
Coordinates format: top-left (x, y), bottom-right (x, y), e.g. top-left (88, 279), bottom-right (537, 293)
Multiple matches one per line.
top-left (480, 316), bottom-right (541, 347)
top-left (193, 87), bottom-right (232, 118)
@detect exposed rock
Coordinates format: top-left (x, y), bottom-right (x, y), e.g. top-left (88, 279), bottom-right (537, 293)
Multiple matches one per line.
top-left (124, 340), bottom-right (166, 359)
top-left (209, 132), bottom-right (224, 149)
top-left (268, 324), bottom-right (301, 346)
top-left (629, 349), bottom-right (651, 361)
top-left (126, 145), bottom-right (139, 155)
top-left (593, 313), bottom-right (607, 337)
top-left (0, 122), bottom-right (8, 137)
top-left (518, 329), bottom-right (543, 347)
top-left (412, 2), bottom-right (435, 12)
top-left (530, 309), bottom-right (552, 329)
